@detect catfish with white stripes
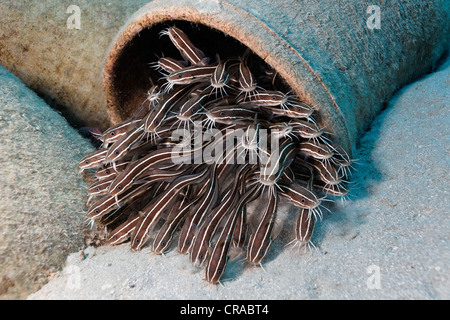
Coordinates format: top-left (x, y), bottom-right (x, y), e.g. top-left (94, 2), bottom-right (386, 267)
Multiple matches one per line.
top-left (178, 164), bottom-right (219, 254)
top-left (246, 191), bottom-right (279, 266)
top-left (78, 24), bottom-right (354, 285)
top-left (131, 166), bottom-right (210, 251)
top-left (161, 26), bottom-right (208, 66)
top-left (205, 183), bottom-right (261, 284)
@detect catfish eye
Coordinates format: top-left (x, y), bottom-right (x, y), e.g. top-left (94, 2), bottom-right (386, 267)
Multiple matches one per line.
top-left (305, 128), bottom-right (310, 132)
top-left (272, 95), bottom-right (278, 99)
top-left (185, 240), bottom-right (191, 246)
top-left (220, 112), bottom-right (225, 116)
top-left (115, 151), bottom-right (120, 155)
top-left (217, 269), bottom-right (222, 275)
top-left (96, 187), bottom-right (100, 191)
top-left (259, 249), bottom-right (265, 256)
top-left (105, 170), bottom-right (110, 174)
top-left (85, 160), bottom-right (89, 164)
top-left (95, 209), bottom-right (100, 214)
top-left (154, 119), bottom-right (159, 125)
top-left (301, 198), bottom-right (305, 203)
top-left (178, 73), bottom-right (183, 78)
top-left (117, 185), bottom-right (122, 190)
top-left (110, 132), bottom-right (115, 136)
top-left (318, 149), bottom-right (321, 153)
top-left (161, 241), bottom-right (166, 247)
top-left (135, 239), bottom-right (140, 243)
top-left (199, 253), bottom-right (204, 260)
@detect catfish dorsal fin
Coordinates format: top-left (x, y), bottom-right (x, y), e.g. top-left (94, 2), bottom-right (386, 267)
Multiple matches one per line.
top-left (196, 56), bottom-right (210, 66)
top-left (247, 210), bottom-right (260, 233)
top-left (229, 246), bottom-right (244, 261)
top-left (260, 107), bottom-right (274, 121)
top-left (195, 46), bottom-right (206, 58)
top-left (210, 229), bottom-right (223, 246)
top-left (272, 216), bottom-right (284, 240)
top-left (242, 48), bottom-right (251, 63)
top-left (125, 152), bottom-right (140, 170)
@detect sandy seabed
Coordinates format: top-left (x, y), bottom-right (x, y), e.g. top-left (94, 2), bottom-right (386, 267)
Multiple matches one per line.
top-left (26, 58), bottom-right (449, 300)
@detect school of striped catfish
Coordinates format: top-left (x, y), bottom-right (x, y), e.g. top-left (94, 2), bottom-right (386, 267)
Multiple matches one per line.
top-left (78, 26), bottom-right (353, 285)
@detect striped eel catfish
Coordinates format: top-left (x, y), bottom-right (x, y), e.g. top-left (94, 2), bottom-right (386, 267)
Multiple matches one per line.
top-left (79, 25), bottom-right (353, 285)
top-left (87, 175), bottom-right (115, 198)
top-left (206, 56), bottom-right (241, 99)
top-left (296, 208), bottom-right (315, 247)
top-left (285, 207), bottom-right (316, 252)
top-left (107, 138), bottom-right (207, 197)
top-left (154, 57), bottom-right (188, 73)
top-left (298, 141), bottom-right (334, 161)
top-left (78, 149), bottom-right (107, 173)
top-left (107, 212), bottom-right (141, 246)
top-left (87, 168), bottom-right (187, 220)
top-left (237, 52), bottom-right (259, 101)
top-left (205, 183), bottom-right (262, 284)
top-left (166, 65), bottom-right (217, 88)
top-left (256, 138), bottom-right (298, 197)
top-left (189, 165), bottom-right (252, 267)
top-left (101, 118), bottom-right (142, 146)
top-left (131, 166), bottom-right (211, 251)
top-left (205, 105), bottom-right (260, 125)
top-left (152, 193), bottom-right (193, 255)
top-left (160, 26), bottom-right (208, 66)
top-left (232, 173), bottom-right (252, 248)
top-left (290, 119), bottom-right (323, 140)
top-left (143, 84), bottom-right (194, 139)
top-left (104, 124), bottom-right (145, 167)
top-left (328, 142), bottom-right (356, 176)
top-left (236, 90), bottom-right (289, 109)
top-left (177, 164), bottom-right (219, 254)
top-left (86, 180), bottom-right (153, 220)
top-left (246, 191), bottom-right (279, 266)
top-left (170, 83), bottom-right (211, 131)
top-left (278, 183), bottom-right (323, 220)
top-left (308, 157), bottom-right (344, 187)
top-left (95, 161), bottom-right (129, 180)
